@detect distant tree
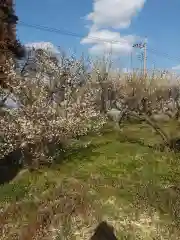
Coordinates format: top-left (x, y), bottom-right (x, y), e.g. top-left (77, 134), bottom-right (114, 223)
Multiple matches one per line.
top-left (0, 0), bottom-right (25, 88)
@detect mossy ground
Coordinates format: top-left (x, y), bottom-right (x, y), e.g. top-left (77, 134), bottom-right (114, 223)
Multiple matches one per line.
top-left (1, 121), bottom-right (180, 239)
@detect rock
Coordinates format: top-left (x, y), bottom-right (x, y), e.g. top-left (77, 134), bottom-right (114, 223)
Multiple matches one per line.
top-left (107, 108), bottom-right (122, 122)
top-left (165, 110), bottom-right (176, 118)
top-left (166, 101), bottom-right (176, 111)
top-left (151, 113), bottom-right (170, 122)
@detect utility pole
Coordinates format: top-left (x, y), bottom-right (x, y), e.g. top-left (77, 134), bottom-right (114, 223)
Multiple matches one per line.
top-left (132, 37), bottom-right (147, 77)
top-left (130, 51), bottom-right (133, 72)
top-left (137, 52), bottom-right (143, 74)
top-left (143, 37), bottom-right (147, 77)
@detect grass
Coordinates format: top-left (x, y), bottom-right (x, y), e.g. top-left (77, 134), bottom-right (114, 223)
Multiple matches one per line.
top-left (1, 121), bottom-right (180, 239)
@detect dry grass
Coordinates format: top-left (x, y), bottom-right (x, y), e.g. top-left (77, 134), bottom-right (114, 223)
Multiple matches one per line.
top-left (1, 122), bottom-right (180, 239)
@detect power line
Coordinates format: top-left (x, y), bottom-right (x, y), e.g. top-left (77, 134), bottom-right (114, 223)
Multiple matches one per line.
top-left (18, 21), bottom-right (180, 64)
top-left (147, 47), bottom-right (180, 63)
top-left (19, 21), bottom-right (127, 45)
top-left (0, 15), bottom-right (177, 62)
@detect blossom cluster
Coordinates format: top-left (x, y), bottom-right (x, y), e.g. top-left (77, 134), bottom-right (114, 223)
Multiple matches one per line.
top-left (0, 51), bottom-right (106, 168)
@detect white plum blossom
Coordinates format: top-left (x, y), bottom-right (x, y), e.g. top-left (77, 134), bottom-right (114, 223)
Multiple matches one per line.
top-left (0, 52), bottom-right (106, 168)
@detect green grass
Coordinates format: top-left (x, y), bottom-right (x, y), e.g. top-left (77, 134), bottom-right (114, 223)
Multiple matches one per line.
top-left (1, 121), bottom-right (180, 239)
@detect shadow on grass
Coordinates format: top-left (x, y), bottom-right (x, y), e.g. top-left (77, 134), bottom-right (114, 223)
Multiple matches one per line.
top-left (117, 133), bottom-right (166, 152)
top-left (0, 149), bottom-right (23, 185)
top-left (54, 141), bottom-right (111, 165)
top-left (91, 221), bottom-right (118, 240)
top-left (0, 181), bottom-right (29, 203)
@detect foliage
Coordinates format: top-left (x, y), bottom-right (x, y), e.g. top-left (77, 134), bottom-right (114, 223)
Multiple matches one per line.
top-left (102, 71), bottom-right (180, 147)
top-left (0, 51), bottom-right (106, 168)
top-left (1, 48), bottom-right (180, 168)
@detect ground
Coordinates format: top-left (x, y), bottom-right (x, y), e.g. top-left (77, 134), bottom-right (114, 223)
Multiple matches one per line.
top-left (1, 121), bottom-right (180, 239)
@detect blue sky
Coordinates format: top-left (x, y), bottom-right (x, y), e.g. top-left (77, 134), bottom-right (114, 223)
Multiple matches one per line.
top-left (15, 0), bottom-right (180, 71)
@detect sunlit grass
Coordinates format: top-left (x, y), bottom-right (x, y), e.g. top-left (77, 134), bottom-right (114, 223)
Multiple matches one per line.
top-left (1, 122), bottom-right (180, 239)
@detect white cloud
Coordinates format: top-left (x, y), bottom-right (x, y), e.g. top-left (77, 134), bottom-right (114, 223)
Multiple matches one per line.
top-left (82, 0), bottom-right (146, 55)
top-left (172, 65), bottom-right (180, 71)
top-left (122, 67), bottom-right (133, 73)
top-left (86, 0), bottom-right (146, 29)
top-left (25, 42), bottom-right (60, 55)
top-left (81, 29), bottom-right (138, 55)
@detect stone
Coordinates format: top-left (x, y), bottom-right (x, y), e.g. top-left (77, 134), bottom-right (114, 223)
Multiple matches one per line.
top-left (107, 108), bottom-right (122, 122)
top-left (151, 113), bottom-right (170, 122)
